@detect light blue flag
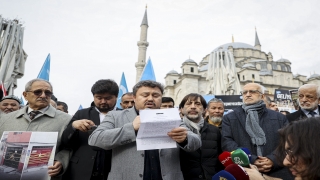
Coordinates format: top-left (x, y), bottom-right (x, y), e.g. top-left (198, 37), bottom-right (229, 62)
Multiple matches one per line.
top-left (37, 54), bottom-right (51, 81)
top-left (140, 57), bottom-right (156, 81)
top-left (116, 72), bottom-right (128, 109)
top-left (78, 105), bottom-right (83, 110)
top-left (202, 95), bottom-right (215, 103)
top-left (20, 96), bottom-right (24, 105)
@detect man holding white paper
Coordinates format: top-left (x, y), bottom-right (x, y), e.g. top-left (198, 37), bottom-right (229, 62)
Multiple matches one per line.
top-left (89, 80), bottom-right (201, 180)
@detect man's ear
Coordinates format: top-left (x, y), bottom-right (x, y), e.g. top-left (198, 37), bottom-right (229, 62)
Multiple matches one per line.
top-left (23, 91), bottom-right (27, 99)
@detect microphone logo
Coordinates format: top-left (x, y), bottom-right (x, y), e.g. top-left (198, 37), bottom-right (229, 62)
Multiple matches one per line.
top-left (233, 157), bottom-right (244, 165)
top-left (221, 156), bottom-right (231, 164)
top-left (219, 177), bottom-right (227, 180)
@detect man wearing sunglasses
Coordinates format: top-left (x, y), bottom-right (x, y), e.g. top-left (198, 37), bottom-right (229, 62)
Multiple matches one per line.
top-left (61, 79), bottom-right (119, 180)
top-left (221, 83), bottom-right (293, 179)
top-left (0, 78), bottom-right (72, 180)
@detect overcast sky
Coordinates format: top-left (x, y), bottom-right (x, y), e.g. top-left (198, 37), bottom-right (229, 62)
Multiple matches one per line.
top-left (1, 0), bottom-right (319, 114)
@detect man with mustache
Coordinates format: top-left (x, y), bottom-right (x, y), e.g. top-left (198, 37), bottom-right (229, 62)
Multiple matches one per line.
top-left (0, 95), bottom-right (21, 114)
top-left (286, 84), bottom-right (320, 122)
top-left (221, 83), bottom-right (293, 179)
top-left (205, 98), bottom-right (224, 130)
top-left (61, 79), bottom-right (119, 180)
top-left (88, 80), bottom-right (201, 180)
top-left (0, 79), bottom-right (72, 180)
top-left (179, 93), bottom-right (222, 179)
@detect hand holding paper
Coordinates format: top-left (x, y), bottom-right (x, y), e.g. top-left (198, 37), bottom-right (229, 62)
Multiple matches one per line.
top-left (167, 127), bottom-right (187, 143)
top-left (48, 160), bottom-right (62, 177)
top-left (132, 116), bottom-right (141, 131)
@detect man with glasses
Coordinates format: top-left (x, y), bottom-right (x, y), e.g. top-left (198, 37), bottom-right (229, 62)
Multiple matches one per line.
top-left (286, 84), bottom-right (320, 122)
top-left (221, 83), bottom-right (292, 179)
top-left (0, 78), bottom-right (72, 180)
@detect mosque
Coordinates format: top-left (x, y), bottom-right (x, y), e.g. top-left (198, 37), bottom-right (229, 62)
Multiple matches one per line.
top-left (135, 9), bottom-right (320, 104)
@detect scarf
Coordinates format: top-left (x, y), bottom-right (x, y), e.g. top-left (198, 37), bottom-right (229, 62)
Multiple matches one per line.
top-left (183, 116), bottom-right (204, 136)
top-left (242, 100), bottom-right (266, 156)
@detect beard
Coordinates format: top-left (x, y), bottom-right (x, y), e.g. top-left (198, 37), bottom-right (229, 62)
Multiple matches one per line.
top-left (209, 116), bottom-right (222, 124)
top-left (299, 101), bottom-right (318, 111)
top-left (97, 105), bottom-right (114, 113)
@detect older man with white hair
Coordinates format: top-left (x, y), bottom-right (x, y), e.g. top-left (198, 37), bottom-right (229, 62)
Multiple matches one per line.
top-left (286, 84), bottom-right (320, 122)
top-left (221, 83), bottom-right (292, 179)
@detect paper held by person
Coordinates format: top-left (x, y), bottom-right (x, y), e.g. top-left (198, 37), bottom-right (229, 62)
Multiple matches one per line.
top-left (136, 108), bottom-right (181, 150)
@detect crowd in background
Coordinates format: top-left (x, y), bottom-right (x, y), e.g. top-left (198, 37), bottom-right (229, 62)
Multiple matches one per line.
top-left (0, 78), bottom-right (319, 180)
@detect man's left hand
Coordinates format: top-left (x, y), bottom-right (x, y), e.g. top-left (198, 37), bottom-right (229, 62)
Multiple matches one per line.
top-left (48, 160), bottom-right (62, 177)
top-left (167, 127), bottom-right (187, 143)
top-left (253, 156), bottom-right (273, 172)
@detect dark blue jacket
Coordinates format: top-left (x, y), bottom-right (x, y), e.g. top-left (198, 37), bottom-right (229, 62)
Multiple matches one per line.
top-left (221, 105), bottom-right (294, 179)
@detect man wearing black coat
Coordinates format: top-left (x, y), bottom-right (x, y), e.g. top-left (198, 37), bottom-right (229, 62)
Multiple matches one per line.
top-left (61, 79), bottom-right (119, 180)
top-left (179, 93), bottom-right (222, 180)
top-left (286, 84), bottom-right (320, 122)
top-left (222, 83), bottom-right (293, 179)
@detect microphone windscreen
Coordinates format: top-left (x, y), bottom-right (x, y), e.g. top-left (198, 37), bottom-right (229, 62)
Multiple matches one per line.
top-left (231, 149), bottom-right (250, 167)
top-left (212, 170), bottom-right (236, 180)
top-left (241, 147), bottom-right (252, 161)
top-left (218, 151), bottom-right (234, 168)
top-left (225, 164), bottom-right (249, 180)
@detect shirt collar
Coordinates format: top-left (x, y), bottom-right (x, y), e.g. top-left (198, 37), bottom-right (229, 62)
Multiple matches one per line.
top-left (27, 106), bottom-right (49, 114)
top-left (301, 106), bottom-right (319, 116)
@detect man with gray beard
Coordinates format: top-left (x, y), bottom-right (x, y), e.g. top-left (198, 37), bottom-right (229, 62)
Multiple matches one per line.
top-left (205, 98), bottom-right (224, 130)
top-left (286, 84), bottom-right (320, 122)
top-left (179, 93), bottom-right (222, 179)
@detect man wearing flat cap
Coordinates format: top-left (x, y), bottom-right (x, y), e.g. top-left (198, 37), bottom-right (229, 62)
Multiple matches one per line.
top-left (0, 95), bottom-right (21, 114)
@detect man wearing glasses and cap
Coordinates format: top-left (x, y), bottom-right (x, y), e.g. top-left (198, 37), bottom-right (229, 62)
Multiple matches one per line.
top-left (0, 78), bottom-right (72, 180)
top-left (221, 83), bottom-right (293, 179)
top-left (0, 95), bottom-right (21, 114)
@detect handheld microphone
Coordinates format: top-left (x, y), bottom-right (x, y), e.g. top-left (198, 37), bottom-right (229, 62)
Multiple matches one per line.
top-left (218, 151), bottom-right (234, 168)
top-left (241, 147), bottom-right (252, 161)
top-left (225, 164), bottom-right (250, 180)
top-left (231, 149), bottom-right (250, 167)
top-left (212, 170), bottom-right (236, 180)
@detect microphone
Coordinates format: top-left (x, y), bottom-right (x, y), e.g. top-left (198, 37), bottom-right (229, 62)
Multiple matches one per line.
top-left (212, 170), bottom-right (236, 180)
top-left (231, 149), bottom-right (250, 167)
top-left (225, 164), bottom-right (250, 180)
top-left (218, 151), bottom-right (234, 168)
top-left (241, 147), bottom-right (252, 161)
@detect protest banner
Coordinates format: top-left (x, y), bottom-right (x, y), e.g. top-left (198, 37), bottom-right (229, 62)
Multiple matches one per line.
top-left (274, 89), bottom-right (295, 112)
top-left (0, 131), bottom-right (58, 180)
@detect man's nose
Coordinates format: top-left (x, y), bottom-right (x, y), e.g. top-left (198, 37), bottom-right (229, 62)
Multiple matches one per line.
top-left (39, 91), bottom-right (46, 98)
top-left (147, 95), bottom-right (153, 100)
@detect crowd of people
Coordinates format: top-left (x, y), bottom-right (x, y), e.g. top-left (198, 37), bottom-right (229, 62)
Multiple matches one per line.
top-left (0, 78), bottom-right (319, 180)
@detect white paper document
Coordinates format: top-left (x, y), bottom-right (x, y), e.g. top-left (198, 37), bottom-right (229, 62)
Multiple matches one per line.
top-left (136, 108), bottom-right (181, 150)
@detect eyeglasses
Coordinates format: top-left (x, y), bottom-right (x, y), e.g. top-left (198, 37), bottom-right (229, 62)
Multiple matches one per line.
top-left (27, 89), bottom-right (53, 97)
top-left (240, 90), bottom-right (262, 95)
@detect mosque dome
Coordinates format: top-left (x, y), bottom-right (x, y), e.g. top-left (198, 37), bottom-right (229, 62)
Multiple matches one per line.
top-left (308, 73), bottom-right (320, 79)
top-left (277, 58), bottom-right (291, 63)
top-left (183, 59), bottom-right (197, 63)
top-left (242, 63), bottom-right (255, 68)
top-left (167, 70), bottom-right (179, 75)
top-left (213, 42), bottom-right (256, 51)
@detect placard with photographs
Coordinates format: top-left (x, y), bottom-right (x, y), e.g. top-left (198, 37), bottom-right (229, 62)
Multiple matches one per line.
top-left (0, 131), bottom-right (58, 180)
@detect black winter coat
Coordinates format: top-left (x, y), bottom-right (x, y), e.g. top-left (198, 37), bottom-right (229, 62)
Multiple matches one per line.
top-left (180, 121), bottom-right (223, 180)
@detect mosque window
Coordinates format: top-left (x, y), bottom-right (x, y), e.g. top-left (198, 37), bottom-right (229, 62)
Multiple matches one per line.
top-left (191, 67), bottom-right (194, 73)
top-left (252, 74), bottom-right (255, 79)
top-left (243, 75), bottom-right (245, 80)
top-left (173, 80), bottom-right (176, 84)
top-left (238, 74), bottom-right (240, 80)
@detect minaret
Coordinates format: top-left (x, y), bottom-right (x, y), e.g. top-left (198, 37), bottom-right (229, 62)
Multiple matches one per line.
top-left (254, 27), bottom-right (261, 50)
top-left (135, 6), bottom-right (149, 83)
